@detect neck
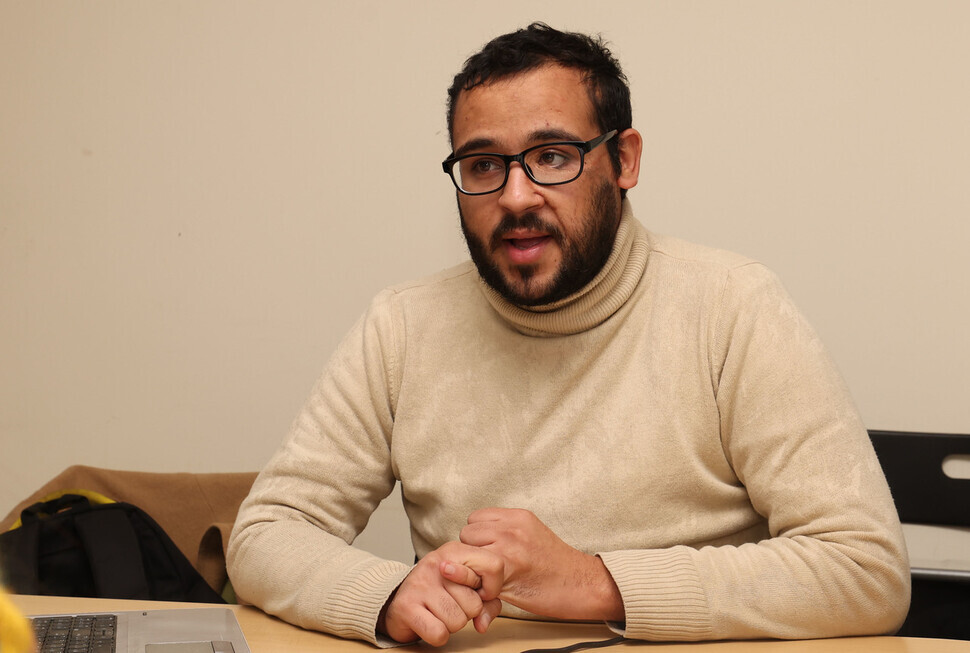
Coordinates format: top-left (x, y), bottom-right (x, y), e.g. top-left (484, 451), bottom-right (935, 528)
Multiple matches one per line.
top-left (479, 199), bottom-right (649, 336)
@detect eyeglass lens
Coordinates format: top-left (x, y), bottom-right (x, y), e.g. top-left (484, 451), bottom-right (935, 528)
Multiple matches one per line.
top-left (451, 144), bottom-right (585, 194)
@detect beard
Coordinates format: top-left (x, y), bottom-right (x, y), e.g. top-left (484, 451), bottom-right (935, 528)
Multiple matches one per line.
top-left (459, 179), bottom-right (622, 307)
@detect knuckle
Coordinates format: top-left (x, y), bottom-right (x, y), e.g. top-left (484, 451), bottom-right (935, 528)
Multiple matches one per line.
top-left (483, 556), bottom-right (504, 576)
top-left (439, 595), bottom-right (472, 625)
top-left (414, 612), bottom-right (448, 645)
top-left (468, 570), bottom-right (483, 588)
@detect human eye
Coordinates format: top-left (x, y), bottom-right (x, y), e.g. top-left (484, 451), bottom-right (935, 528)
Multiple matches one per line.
top-left (462, 155), bottom-right (504, 178)
top-left (532, 146), bottom-right (577, 170)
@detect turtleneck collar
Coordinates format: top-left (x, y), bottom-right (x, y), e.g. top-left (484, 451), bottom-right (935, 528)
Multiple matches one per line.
top-left (479, 200), bottom-right (650, 336)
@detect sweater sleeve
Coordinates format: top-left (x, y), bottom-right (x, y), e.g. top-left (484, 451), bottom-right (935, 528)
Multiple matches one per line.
top-left (226, 290), bottom-right (410, 647)
top-left (600, 263), bottom-right (910, 641)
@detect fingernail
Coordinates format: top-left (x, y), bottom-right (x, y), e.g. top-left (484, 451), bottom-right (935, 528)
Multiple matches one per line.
top-left (443, 562), bottom-right (455, 575)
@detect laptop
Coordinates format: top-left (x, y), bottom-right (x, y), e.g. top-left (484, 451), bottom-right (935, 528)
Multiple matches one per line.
top-left (28, 607), bottom-right (251, 653)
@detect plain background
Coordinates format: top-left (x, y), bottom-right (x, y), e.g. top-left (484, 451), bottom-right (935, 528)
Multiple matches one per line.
top-left (2, 1), bottom-right (968, 565)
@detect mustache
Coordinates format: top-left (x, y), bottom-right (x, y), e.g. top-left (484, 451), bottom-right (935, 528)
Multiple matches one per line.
top-left (488, 213), bottom-right (565, 251)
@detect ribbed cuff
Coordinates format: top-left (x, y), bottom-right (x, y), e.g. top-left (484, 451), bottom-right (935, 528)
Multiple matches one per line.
top-left (322, 558), bottom-right (411, 646)
top-left (598, 548), bottom-right (713, 641)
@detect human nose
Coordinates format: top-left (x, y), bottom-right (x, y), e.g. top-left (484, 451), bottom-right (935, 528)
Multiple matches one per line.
top-left (497, 162), bottom-right (543, 214)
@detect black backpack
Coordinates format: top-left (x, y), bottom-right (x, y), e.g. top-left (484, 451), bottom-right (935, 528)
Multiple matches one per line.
top-left (0, 493), bottom-right (224, 603)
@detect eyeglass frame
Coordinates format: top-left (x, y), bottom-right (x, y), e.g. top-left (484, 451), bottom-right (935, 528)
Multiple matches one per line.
top-left (441, 129), bottom-right (619, 196)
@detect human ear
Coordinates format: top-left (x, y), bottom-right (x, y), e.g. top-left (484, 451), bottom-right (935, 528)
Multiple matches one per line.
top-left (615, 128), bottom-right (643, 191)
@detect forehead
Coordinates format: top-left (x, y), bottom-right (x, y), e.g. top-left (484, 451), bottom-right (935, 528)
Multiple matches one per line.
top-left (451, 65), bottom-right (598, 152)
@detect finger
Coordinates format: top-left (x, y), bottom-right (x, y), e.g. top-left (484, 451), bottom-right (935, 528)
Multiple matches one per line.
top-left (455, 549), bottom-right (505, 601)
top-left (381, 620), bottom-right (418, 645)
top-left (442, 578), bottom-right (488, 621)
top-left (459, 521), bottom-right (497, 547)
top-left (383, 602), bottom-right (443, 646)
top-left (466, 507), bottom-right (507, 524)
top-left (473, 598), bottom-right (503, 634)
top-left (408, 609), bottom-right (451, 647)
top-left (440, 560), bottom-right (482, 589)
top-left (425, 590), bottom-right (475, 636)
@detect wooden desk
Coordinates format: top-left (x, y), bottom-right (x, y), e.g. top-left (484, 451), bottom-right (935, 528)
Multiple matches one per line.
top-left (12, 594), bottom-right (970, 653)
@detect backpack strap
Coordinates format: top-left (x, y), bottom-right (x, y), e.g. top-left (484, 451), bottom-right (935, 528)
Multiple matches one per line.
top-left (73, 506), bottom-right (151, 599)
top-left (11, 490), bottom-right (115, 530)
top-left (18, 493), bottom-right (91, 523)
top-left (0, 494), bottom-right (96, 595)
top-left (0, 519), bottom-right (40, 594)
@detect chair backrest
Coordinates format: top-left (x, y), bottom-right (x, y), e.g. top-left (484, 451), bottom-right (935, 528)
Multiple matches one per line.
top-left (868, 430), bottom-right (970, 640)
top-left (868, 429), bottom-right (970, 528)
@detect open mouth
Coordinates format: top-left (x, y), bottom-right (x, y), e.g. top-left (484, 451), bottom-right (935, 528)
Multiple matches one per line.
top-left (508, 236), bottom-right (549, 250)
top-left (501, 234), bottom-right (552, 265)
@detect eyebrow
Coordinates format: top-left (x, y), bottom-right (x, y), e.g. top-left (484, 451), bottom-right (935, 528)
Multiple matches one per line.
top-left (454, 137), bottom-right (497, 158)
top-left (453, 128), bottom-right (585, 158)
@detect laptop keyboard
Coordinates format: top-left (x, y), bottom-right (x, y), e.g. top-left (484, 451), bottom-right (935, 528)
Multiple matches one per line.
top-left (31, 614), bottom-right (117, 653)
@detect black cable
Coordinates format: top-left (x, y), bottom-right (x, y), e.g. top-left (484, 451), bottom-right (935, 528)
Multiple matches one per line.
top-left (520, 635), bottom-right (626, 653)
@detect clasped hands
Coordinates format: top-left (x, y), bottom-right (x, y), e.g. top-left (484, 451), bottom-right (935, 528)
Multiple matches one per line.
top-left (378, 507), bottom-right (624, 646)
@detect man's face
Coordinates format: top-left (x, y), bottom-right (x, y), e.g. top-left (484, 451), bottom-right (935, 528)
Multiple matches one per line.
top-left (451, 65), bottom-right (624, 306)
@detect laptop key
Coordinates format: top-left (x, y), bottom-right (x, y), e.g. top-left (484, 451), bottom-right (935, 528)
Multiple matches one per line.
top-left (30, 614), bottom-right (118, 653)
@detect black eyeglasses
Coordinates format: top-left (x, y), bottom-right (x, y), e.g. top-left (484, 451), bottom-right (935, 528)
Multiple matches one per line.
top-left (442, 130), bottom-right (618, 196)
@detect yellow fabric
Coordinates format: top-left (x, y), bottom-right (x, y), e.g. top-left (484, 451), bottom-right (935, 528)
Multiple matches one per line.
top-left (0, 586), bottom-right (34, 653)
top-left (7, 488), bottom-right (116, 531)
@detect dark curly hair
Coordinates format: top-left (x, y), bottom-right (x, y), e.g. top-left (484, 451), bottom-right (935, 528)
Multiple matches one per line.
top-left (446, 22), bottom-right (632, 176)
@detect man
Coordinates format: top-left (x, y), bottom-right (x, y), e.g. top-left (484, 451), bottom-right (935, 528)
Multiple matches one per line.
top-left (227, 23), bottom-right (909, 647)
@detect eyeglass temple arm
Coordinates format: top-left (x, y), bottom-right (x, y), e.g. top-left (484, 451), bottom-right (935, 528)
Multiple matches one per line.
top-left (583, 129), bottom-right (618, 152)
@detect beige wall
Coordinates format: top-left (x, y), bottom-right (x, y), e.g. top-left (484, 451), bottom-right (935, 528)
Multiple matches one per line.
top-left (2, 1), bottom-right (968, 564)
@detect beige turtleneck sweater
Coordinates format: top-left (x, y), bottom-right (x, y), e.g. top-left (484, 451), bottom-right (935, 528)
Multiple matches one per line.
top-left (227, 203), bottom-right (910, 646)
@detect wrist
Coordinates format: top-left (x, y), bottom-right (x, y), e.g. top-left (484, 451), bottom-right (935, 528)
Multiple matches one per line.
top-left (551, 552), bottom-right (624, 621)
top-left (375, 586), bottom-right (398, 636)
top-left (586, 555), bottom-right (625, 622)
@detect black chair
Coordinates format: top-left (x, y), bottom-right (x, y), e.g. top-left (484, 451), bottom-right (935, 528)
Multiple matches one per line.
top-left (869, 429), bottom-right (970, 640)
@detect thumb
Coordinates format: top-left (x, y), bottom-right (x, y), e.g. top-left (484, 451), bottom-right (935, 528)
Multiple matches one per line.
top-left (440, 560), bottom-right (482, 590)
top-left (473, 598), bottom-right (503, 633)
